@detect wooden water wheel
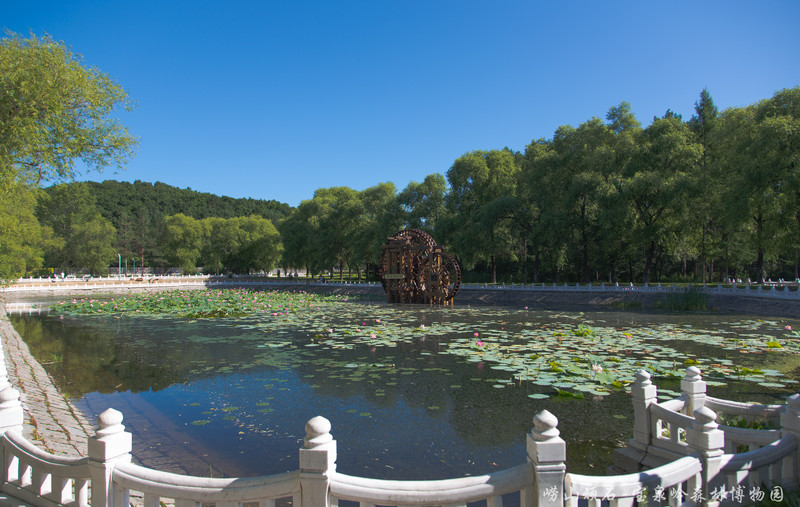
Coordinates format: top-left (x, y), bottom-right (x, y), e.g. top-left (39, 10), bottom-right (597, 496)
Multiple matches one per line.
top-left (379, 229), bottom-right (460, 305)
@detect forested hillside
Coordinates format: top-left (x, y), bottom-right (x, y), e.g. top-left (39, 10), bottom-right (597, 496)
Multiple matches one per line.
top-left (86, 180), bottom-right (292, 224)
top-left (35, 181), bottom-right (291, 275)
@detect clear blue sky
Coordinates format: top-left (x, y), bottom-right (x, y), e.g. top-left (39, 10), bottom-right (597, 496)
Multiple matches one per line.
top-left (3, 1), bottom-right (799, 207)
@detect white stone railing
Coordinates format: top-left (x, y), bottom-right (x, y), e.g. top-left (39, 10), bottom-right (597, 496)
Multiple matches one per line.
top-left (5, 276), bottom-right (800, 302)
top-left (566, 454), bottom-right (703, 506)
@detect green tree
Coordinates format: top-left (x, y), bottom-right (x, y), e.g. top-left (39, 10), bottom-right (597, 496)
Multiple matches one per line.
top-left (622, 115), bottom-right (700, 283)
top-left (70, 216), bottom-right (117, 276)
top-left (397, 174), bottom-right (447, 234)
top-left (0, 183), bottom-right (55, 277)
top-left (231, 215), bottom-right (282, 274)
top-left (278, 203), bottom-right (319, 276)
top-left (37, 182), bottom-right (116, 273)
top-left (353, 182), bottom-right (401, 279)
top-left (0, 32), bottom-right (136, 278)
top-left (546, 118), bottom-right (617, 282)
top-left (688, 88), bottom-right (720, 281)
top-left (163, 214), bottom-right (204, 274)
top-left (0, 32), bottom-right (137, 187)
top-left (311, 187), bottom-right (364, 280)
top-left (446, 149), bottom-right (521, 283)
top-left (717, 87), bottom-right (800, 282)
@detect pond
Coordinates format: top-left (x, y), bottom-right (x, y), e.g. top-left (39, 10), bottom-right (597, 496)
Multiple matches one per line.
top-left (8, 290), bottom-right (800, 480)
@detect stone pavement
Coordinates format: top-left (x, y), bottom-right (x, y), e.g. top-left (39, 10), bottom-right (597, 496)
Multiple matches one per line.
top-left (0, 306), bottom-right (94, 457)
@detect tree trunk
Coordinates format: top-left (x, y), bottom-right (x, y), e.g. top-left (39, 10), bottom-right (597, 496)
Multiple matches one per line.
top-left (755, 212), bottom-right (765, 283)
top-left (643, 241), bottom-right (656, 284)
top-left (533, 252), bottom-right (541, 283)
top-left (756, 249), bottom-right (765, 284)
top-left (701, 226), bottom-right (707, 283)
top-left (609, 254), bottom-right (617, 284)
top-left (491, 255), bottom-right (497, 284)
top-left (580, 205), bottom-right (590, 283)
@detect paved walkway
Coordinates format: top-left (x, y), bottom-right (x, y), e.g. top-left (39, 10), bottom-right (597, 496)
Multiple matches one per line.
top-left (0, 306), bottom-right (93, 457)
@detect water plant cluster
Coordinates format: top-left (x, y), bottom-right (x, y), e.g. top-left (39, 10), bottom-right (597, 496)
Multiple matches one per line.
top-left (53, 289), bottom-right (350, 318)
top-left (51, 289), bottom-right (800, 399)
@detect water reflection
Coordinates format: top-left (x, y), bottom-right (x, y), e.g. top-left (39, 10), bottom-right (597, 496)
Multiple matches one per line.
top-left (9, 306), bottom-right (800, 480)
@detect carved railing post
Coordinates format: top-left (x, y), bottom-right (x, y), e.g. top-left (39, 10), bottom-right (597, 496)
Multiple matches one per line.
top-left (299, 416), bottom-right (336, 507)
top-left (528, 410), bottom-right (566, 507)
top-left (780, 394), bottom-right (800, 490)
top-left (88, 409), bottom-right (132, 507)
top-left (631, 369), bottom-right (658, 451)
top-left (681, 366), bottom-right (706, 415)
top-left (0, 386), bottom-right (23, 488)
top-left (687, 406), bottom-right (725, 507)
top-left (0, 346), bottom-right (10, 391)
top-left (0, 386), bottom-right (23, 436)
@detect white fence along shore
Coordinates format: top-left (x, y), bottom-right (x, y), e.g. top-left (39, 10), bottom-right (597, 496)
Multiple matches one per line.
top-left (5, 275), bottom-right (800, 302)
top-left (0, 316), bottom-right (798, 507)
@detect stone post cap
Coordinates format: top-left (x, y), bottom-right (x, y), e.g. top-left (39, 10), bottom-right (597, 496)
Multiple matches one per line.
top-left (96, 408), bottom-right (125, 438)
top-left (693, 406), bottom-right (718, 430)
top-left (0, 386), bottom-right (20, 408)
top-left (304, 416), bottom-right (333, 449)
top-left (788, 393), bottom-right (800, 411)
top-left (684, 366), bottom-right (702, 380)
top-left (635, 369), bottom-right (651, 384)
top-left (532, 410), bottom-right (560, 441)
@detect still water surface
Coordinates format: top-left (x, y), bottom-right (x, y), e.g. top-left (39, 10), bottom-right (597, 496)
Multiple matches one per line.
top-left (9, 304), bottom-right (800, 479)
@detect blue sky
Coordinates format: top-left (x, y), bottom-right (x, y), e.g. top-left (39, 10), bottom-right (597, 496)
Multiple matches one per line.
top-left (3, 1), bottom-right (799, 207)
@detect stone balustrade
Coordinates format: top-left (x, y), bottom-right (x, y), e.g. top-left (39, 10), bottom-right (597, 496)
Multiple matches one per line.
top-left (0, 364), bottom-right (797, 507)
top-left (5, 277), bottom-right (800, 304)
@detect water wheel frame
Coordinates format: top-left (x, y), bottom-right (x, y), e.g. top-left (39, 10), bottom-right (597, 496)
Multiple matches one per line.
top-left (379, 229), bottom-right (461, 305)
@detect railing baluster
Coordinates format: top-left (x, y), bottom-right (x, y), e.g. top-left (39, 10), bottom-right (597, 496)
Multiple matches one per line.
top-left (32, 466), bottom-right (49, 496)
top-left (143, 492), bottom-right (161, 507)
top-left (113, 482), bottom-right (130, 507)
top-left (76, 478), bottom-right (90, 507)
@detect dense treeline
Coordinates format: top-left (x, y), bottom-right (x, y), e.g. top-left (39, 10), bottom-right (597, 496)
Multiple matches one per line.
top-left (8, 85), bottom-right (800, 284)
top-left (277, 87), bottom-right (800, 284)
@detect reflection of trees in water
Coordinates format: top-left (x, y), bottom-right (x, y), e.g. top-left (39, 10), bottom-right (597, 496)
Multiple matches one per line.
top-left (11, 309), bottom-right (797, 476)
top-left (11, 315), bottom-right (260, 396)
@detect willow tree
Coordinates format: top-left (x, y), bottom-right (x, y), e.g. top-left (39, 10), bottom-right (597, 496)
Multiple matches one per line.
top-left (0, 32), bottom-right (137, 278)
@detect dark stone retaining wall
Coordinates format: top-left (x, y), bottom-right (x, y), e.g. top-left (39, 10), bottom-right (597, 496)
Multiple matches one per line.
top-left (4, 280), bottom-right (800, 318)
top-left (243, 283), bottom-right (800, 319)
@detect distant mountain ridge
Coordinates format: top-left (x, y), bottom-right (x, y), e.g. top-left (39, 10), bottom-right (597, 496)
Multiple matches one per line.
top-left (85, 180), bottom-right (293, 224)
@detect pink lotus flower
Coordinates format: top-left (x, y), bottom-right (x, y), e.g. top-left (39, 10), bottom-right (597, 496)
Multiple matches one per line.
top-left (477, 340), bottom-right (484, 347)
top-left (474, 332), bottom-right (480, 337)
top-left (786, 325), bottom-right (792, 331)
top-left (591, 364), bottom-right (603, 374)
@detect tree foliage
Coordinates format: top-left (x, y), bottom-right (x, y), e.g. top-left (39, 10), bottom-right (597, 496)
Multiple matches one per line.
top-left (0, 32), bottom-right (136, 279)
top-left (12, 77), bottom-right (800, 284)
top-left (0, 32), bottom-right (137, 187)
